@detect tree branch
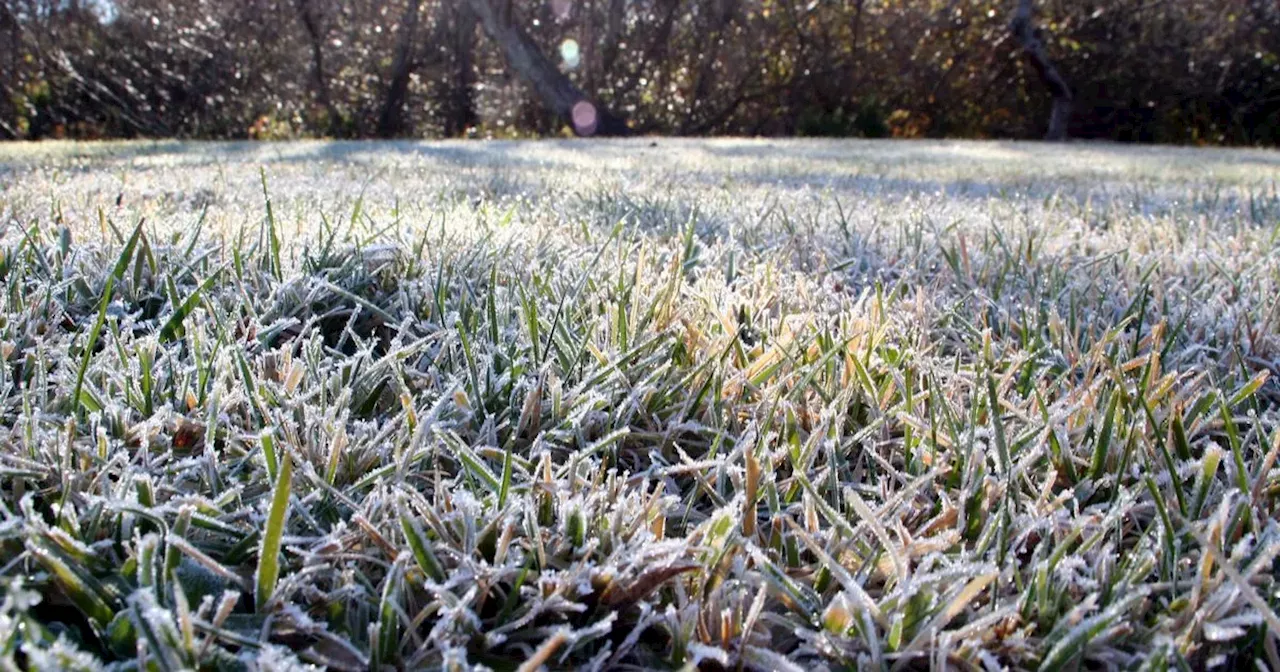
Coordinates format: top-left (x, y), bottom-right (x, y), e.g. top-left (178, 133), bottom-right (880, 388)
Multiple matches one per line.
top-left (467, 0), bottom-right (628, 136)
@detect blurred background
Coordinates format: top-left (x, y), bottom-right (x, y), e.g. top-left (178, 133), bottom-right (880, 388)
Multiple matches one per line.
top-left (1, 0), bottom-right (1277, 144)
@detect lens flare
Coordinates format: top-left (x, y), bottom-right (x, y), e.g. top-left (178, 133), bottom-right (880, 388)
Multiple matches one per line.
top-left (571, 101), bottom-right (598, 136)
top-left (560, 39), bottom-right (581, 69)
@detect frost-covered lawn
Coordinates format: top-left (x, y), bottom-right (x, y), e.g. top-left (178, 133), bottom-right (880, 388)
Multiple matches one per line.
top-left (1, 139), bottom-right (1279, 670)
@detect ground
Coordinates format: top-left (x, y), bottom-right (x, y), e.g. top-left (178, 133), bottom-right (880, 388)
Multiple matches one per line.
top-left (0, 139), bottom-right (1279, 671)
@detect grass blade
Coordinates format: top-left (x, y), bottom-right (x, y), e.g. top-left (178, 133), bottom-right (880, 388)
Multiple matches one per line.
top-left (256, 447), bottom-right (293, 612)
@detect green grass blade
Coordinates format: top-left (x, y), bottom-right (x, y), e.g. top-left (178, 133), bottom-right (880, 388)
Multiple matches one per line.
top-left (159, 271), bottom-right (221, 343)
top-left (256, 447), bottom-right (293, 612)
top-left (72, 219), bottom-right (145, 413)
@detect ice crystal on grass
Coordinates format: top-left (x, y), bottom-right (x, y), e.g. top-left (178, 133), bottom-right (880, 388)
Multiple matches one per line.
top-left (0, 139), bottom-right (1278, 669)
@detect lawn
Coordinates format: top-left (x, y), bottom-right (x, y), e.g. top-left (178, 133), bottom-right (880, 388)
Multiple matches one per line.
top-left (1, 139), bottom-right (1279, 671)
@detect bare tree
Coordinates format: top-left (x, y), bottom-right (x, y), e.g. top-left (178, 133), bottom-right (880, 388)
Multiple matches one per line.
top-left (295, 0), bottom-right (342, 136)
top-left (445, 1), bottom-right (478, 136)
top-left (465, 0), bottom-right (627, 136)
top-left (1010, 0), bottom-right (1072, 140)
top-left (377, 0), bottom-right (423, 137)
top-left (684, 0), bottom-right (740, 133)
top-left (0, 1), bottom-right (17, 138)
top-left (599, 0), bottom-right (626, 77)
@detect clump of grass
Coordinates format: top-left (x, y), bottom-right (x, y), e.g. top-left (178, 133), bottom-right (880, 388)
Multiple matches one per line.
top-left (0, 139), bottom-right (1278, 670)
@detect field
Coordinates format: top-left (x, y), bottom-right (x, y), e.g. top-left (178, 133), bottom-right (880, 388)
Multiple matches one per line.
top-left (1, 139), bottom-right (1279, 671)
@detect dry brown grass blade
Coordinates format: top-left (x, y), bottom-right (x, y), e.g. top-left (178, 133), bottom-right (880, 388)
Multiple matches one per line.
top-left (600, 562), bottom-right (700, 608)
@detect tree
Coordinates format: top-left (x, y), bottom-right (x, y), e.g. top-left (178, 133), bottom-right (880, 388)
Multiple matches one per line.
top-left (465, 0), bottom-right (627, 136)
top-left (0, 2), bottom-right (18, 138)
top-left (442, 1), bottom-right (478, 136)
top-left (377, 0), bottom-right (423, 137)
top-left (1010, 0), bottom-right (1072, 140)
top-left (295, 0), bottom-right (343, 136)
top-left (2, 0), bottom-right (1275, 143)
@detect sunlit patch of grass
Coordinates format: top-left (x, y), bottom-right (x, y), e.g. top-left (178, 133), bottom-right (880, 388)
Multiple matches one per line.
top-left (0, 139), bottom-right (1279, 670)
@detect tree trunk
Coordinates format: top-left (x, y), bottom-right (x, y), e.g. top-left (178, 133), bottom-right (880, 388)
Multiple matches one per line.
top-left (295, 0), bottom-right (342, 136)
top-left (600, 0), bottom-right (626, 77)
top-left (446, 2), bottom-right (478, 136)
top-left (0, 2), bottom-right (16, 138)
top-left (377, 0), bottom-right (422, 138)
top-left (465, 0), bottom-right (628, 136)
top-left (1010, 0), bottom-right (1072, 140)
top-left (581, 0), bottom-right (596, 92)
top-left (850, 0), bottom-right (864, 71)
